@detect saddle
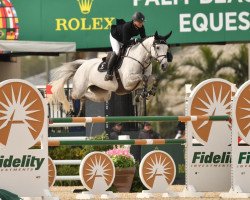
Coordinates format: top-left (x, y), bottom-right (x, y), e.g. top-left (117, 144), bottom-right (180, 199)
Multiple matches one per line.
top-left (97, 47), bottom-right (127, 72)
top-left (98, 45), bottom-right (141, 95)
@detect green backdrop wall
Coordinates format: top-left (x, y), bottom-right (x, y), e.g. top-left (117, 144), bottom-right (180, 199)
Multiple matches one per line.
top-left (11, 0), bottom-right (250, 49)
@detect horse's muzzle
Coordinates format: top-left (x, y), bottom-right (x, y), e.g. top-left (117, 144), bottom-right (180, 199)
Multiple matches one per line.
top-left (167, 52), bottom-right (173, 62)
top-left (161, 63), bottom-right (168, 71)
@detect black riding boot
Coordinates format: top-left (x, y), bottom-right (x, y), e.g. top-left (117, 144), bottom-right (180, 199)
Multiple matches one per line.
top-left (105, 52), bottom-right (118, 81)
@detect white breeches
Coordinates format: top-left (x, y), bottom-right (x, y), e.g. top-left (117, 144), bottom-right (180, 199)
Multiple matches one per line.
top-left (110, 33), bottom-right (121, 55)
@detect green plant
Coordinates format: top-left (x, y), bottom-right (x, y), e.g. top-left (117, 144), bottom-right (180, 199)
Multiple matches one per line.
top-left (81, 133), bottom-right (113, 157)
top-left (106, 148), bottom-right (135, 168)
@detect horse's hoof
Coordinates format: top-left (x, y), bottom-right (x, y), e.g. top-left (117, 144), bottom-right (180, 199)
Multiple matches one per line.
top-left (148, 91), bottom-right (156, 96)
top-left (146, 95), bottom-right (153, 101)
top-left (140, 92), bottom-right (147, 99)
top-left (66, 110), bottom-right (75, 117)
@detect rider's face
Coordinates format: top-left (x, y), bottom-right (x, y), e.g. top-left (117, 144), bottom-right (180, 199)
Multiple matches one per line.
top-left (133, 20), bottom-right (144, 28)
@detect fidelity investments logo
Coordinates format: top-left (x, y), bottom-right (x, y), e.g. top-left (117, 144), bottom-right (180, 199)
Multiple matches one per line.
top-left (191, 152), bottom-right (250, 167)
top-left (0, 81), bottom-right (45, 171)
top-left (55, 0), bottom-right (115, 31)
top-left (0, 81), bottom-right (44, 148)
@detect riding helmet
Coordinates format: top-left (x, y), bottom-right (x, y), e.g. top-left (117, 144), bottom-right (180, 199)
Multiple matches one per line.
top-left (132, 12), bottom-right (145, 23)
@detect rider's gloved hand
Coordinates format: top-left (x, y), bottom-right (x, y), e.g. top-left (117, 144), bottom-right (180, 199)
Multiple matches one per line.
top-left (134, 38), bottom-right (142, 43)
top-left (128, 38), bottom-right (142, 46)
top-left (128, 39), bottom-right (136, 45)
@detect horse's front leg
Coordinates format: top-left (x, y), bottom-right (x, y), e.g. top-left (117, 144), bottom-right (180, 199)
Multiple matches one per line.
top-left (147, 76), bottom-right (159, 97)
top-left (124, 73), bottom-right (146, 89)
top-left (133, 75), bottom-right (148, 102)
top-left (140, 75), bottom-right (148, 99)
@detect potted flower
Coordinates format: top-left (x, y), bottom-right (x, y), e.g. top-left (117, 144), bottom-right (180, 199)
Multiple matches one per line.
top-left (106, 148), bottom-right (136, 192)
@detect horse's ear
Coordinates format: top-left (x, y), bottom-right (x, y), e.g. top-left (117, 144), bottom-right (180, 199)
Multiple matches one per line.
top-left (164, 31), bottom-right (172, 40)
top-left (154, 31), bottom-right (159, 39)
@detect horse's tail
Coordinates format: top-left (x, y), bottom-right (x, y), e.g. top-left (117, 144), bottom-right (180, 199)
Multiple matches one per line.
top-left (47, 59), bottom-right (85, 112)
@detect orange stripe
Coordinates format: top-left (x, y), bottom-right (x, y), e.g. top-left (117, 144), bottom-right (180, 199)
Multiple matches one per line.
top-left (153, 139), bottom-right (165, 145)
top-left (179, 116), bottom-right (191, 122)
top-left (71, 117), bottom-right (106, 123)
top-left (48, 141), bottom-right (60, 147)
top-left (35, 141), bottom-right (60, 147)
top-left (72, 117), bottom-right (86, 123)
top-left (92, 117), bottom-right (106, 123)
top-left (135, 139), bottom-right (147, 145)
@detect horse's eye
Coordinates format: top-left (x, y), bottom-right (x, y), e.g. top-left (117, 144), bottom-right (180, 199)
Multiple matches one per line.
top-left (156, 46), bottom-right (160, 50)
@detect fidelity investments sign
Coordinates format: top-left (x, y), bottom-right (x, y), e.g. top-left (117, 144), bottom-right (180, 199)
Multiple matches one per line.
top-left (55, 0), bottom-right (115, 31)
top-left (0, 80), bottom-right (48, 197)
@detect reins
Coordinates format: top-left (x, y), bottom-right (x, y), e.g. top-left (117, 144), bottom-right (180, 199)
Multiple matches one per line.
top-left (122, 40), bottom-right (154, 74)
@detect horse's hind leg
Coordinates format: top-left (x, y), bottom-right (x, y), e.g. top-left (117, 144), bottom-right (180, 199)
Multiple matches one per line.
top-left (66, 98), bottom-right (84, 117)
top-left (71, 86), bottom-right (87, 100)
top-left (71, 72), bottom-right (89, 100)
top-left (85, 88), bottom-right (112, 102)
top-left (77, 98), bottom-right (85, 117)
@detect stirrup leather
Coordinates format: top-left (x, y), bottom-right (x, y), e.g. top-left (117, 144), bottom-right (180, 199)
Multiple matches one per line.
top-left (104, 74), bottom-right (113, 81)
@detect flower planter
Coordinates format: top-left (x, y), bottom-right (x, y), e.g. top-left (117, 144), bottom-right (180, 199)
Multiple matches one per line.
top-left (113, 167), bottom-right (136, 192)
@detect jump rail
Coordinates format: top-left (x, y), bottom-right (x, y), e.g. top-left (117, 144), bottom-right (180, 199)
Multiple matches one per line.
top-left (36, 139), bottom-right (185, 147)
top-left (49, 115), bottom-right (230, 124)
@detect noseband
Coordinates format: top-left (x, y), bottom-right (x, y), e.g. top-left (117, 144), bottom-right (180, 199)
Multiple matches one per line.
top-left (152, 40), bottom-right (173, 64)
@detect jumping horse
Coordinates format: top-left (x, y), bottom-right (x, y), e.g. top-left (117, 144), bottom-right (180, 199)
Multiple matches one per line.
top-left (48, 31), bottom-right (173, 114)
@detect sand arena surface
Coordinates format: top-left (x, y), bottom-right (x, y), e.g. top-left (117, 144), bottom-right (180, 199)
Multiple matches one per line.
top-left (50, 185), bottom-right (231, 200)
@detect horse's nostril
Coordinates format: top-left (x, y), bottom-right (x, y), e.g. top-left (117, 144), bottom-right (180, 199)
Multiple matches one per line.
top-left (161, 64), bottom-right (168, 71)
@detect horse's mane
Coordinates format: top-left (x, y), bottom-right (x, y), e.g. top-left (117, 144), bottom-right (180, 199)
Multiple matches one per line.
top-left (127, 32), bottom-right (169, 51)
top-left (141, 36), bottom-right (154, 42)
top-left (127, 36), bottom-right (154, 52)
top-left (132, 33), bottom-right (167, 46)
top-left (143, 33), bottom-right (170, 44)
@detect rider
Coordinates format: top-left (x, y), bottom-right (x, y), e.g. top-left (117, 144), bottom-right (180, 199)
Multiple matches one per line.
top-left (104, 11), bottom-right (146, 81)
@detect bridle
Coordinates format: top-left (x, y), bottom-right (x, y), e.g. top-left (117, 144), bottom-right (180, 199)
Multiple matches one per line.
top-left (151, 40), bottom-right (173, 64)
top-left (123, 38), bottom-right (173, 73)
